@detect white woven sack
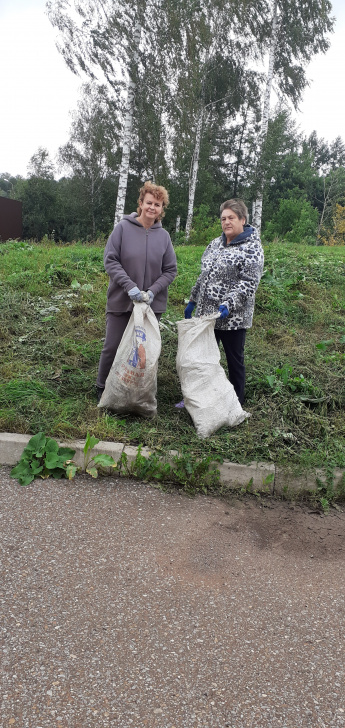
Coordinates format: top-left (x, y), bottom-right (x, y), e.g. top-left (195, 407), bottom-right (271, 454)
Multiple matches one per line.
top-left (176, 314), bottom-right (249, 438)
top-left (99, 302), bottom-right (161, 418)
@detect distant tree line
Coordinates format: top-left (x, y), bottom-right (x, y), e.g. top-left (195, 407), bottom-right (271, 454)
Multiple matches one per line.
top-left (1, 0), bottom-right (344, 245)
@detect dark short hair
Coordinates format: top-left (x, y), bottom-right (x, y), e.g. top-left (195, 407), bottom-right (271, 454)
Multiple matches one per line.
top-left (220, 199), bottom-right (248, 223)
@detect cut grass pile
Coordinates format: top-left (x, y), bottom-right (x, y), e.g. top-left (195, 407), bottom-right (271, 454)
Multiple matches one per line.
top-left (0, 238), bottom-right (344, 472)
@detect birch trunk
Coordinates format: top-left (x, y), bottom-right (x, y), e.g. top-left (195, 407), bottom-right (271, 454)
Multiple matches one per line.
top-left (253, 0), bottom-right (279, 233)
top-left (251, 200), bottom-right (256, 225)
top-left (114, 21), bottom-right (141, 226)
top-left (233, 108), bottom-right (248, 197)
top-left (90, 171), bottom-right (96, 239)
top-left (317, 175), bottom-right (336, 237)
top-left (185, 104), bottom-right (204, 239)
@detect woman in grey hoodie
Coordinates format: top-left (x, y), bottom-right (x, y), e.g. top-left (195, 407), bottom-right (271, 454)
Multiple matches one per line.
top-left (96, 181), bottom-right (177, 402)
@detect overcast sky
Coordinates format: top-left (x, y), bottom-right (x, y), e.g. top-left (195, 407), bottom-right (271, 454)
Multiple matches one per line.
top-left (0, 0), bottom-right (344, 178)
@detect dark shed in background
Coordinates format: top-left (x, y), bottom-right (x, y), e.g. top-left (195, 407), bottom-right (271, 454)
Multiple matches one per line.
top-left (0, 198), bottom-right (23, 241)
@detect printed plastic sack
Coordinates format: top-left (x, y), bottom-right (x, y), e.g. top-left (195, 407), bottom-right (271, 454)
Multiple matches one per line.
top-left (176, 314), bottom-right (249, 438)
top-left (99, 302), bottom-right (161, 418)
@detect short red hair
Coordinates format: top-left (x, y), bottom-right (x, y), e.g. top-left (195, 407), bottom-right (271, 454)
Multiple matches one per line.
top-left (137, 181), bottom-right (169, 220)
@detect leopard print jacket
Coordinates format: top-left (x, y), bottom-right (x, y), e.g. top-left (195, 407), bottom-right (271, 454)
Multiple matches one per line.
top-left (190, 226), bottom-right (264, 330)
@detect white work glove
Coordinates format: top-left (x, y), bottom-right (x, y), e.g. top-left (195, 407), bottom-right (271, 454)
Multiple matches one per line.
top-left (147, 290), bottom-right (154, 305)
top-left (128, 286), bottom-right (143, 302)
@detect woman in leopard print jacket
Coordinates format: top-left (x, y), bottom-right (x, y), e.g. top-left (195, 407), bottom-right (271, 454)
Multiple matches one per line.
top-left (185, 199), bottom-right (264, 404)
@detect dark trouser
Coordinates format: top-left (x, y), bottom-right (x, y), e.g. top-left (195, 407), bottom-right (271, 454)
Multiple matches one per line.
top-left (214, 328), bottom-right (246, 405)
top-left (97, 311), bottom-right (161, 389)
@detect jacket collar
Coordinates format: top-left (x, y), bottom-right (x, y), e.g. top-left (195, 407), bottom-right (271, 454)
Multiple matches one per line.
top-left (122, 212), bottom-right (162, 229)
top-left (221, 224), bottom-right (254, 246)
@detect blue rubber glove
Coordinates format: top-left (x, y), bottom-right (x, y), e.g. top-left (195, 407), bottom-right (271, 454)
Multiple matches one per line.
top-left (128, 286), bottom-right (143, 302)
top-left (184, 301), bottom-right (196, 319)
top-left (147, 290), bottom-right (154, 305)
top-left (218, 304), bottom-right (229, 319)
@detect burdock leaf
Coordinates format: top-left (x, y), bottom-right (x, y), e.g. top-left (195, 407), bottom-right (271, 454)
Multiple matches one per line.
top-left (25, 432), bottom-right (47, 457)
top-left (58, 447), bottom-right (76, 460)
top-left (66, 464), bottom-right (78, 480)
top-left (92, 454), bottom-right (116, 468)
top-left (45, 439), bottom-right (59, 455)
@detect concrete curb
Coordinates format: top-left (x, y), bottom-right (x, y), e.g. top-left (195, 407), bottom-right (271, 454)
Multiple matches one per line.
top-left (1, 432), bottom-right (275, 493)
top-left (274, 465), bottom-right (345, 497)
top-left (1, 432), bottom-right (343, 497)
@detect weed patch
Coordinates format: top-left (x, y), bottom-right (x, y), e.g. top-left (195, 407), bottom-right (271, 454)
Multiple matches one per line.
top-left (314, 466), bottom-right (345, 513)
top-left (116, 446), bottom-right (222, 496)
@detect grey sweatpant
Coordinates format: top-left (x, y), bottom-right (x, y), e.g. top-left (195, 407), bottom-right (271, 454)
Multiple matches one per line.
top-left (96, 311), bottom-right (161, 389)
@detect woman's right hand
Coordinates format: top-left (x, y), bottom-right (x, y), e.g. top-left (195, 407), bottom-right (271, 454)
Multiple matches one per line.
top-left (128, 286), bottom-right (144, 302)
top-left (184, 301), bottom-right (196, 319)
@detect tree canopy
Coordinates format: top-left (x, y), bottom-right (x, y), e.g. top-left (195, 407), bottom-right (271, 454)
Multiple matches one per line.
top-left (1, 0), bottom-right (339, 244)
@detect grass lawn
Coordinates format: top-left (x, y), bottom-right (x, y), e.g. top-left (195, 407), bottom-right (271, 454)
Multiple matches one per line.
top-left (0, 238), bottom-right (344, 474)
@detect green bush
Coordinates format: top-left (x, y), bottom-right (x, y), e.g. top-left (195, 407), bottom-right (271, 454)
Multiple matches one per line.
top-left (184, 204), bottom-right (222, 247)
top-left (264, 197), bottom-right (318, 244)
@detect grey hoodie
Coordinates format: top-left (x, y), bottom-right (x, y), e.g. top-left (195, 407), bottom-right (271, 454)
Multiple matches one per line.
top-left (104, 213), bottom-right (177, 313)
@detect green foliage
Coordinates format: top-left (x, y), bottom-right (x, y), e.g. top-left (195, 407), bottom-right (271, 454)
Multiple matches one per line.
top-left (265, 365), bottom-right (318, 397)
top-left (174, 206), bottom-right (222, 248)
top-left (116, 446), bottom-right (221, 496)
top-left (169, 452), bottom-right (222, 496)
top-left (5, 109), bottom-right (344, 245)
top-left (83, 431), bottom-right (117, 478)
top-left (10, 432), bottom-right (75, 486)
top-left (315, 466), bottom-right (345, 514)
top-left (14, 174), bottom-right (59, 241)
top-left (188, 205), bottom-right (222, 247)
top-left (58, 83), bottom-right (120, 239)
top-left (9, 429), bottom-right (118, 485)
top-left (254, 111), bottom-right (310, 210)
top-left (315, 339), bottom-right (334, 351)
top-left (264, 197), bottom-right (319, 244)
top-left (321, 204), bottom-right (345, 246)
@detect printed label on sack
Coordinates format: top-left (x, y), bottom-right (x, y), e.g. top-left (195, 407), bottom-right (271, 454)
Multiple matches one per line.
top-left (115, 326), bottom-right (147, 386)
top-left (116, 365), bottom-right (145, 386)
top-left (128, 326), bottom-right (147, 370)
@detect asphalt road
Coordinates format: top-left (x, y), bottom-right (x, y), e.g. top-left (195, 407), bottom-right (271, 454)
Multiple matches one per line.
top-left (1, 465), bottom-right (345, 728)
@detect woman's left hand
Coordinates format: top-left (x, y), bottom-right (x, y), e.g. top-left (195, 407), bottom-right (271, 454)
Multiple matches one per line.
top-left (184, 301), bottom-right (196, 318)
top-left (218, 304), bottom-right (229, 319)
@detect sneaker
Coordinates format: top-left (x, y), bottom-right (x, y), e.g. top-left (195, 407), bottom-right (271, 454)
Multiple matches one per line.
top-left (175, 400), bottom-right (185, 409)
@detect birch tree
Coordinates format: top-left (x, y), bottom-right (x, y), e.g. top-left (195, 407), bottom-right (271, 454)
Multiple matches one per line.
top-left (252, 0), bottom-right (279, 230)
top-left (47, 0), bottom-right (175, 225)
top-left (252, 0), bottom-right (334, 232)
top-left (131, 58), bottom-right (172, 187)
top-left (185, 94), bottom-right (205, 238)
top-left (114, 20), bottom-right (141, 224)
top-left (307, 135), bottom-right (345, 236)
top-left (169, 0), bottom-right (269, 237)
